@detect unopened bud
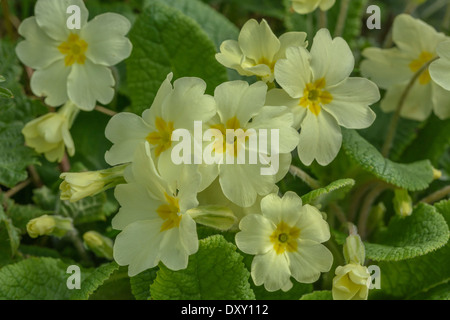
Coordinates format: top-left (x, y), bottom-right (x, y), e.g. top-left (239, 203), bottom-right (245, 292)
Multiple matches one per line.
top-left (343, 234), bottom-right (365, 265)
top-left (187, 205), bottom-right (237, 231)
top-left (432, 168), bottom-right (442, 180)
top-left (393, 189), bottom-right (413, 217)
top-left (26, 215), bottom-right (73, 238)
top-left (83, 231), bottom-right (114, 260)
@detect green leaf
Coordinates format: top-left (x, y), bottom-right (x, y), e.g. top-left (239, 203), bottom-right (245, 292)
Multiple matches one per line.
top-left (0, 205), bottom-right (21, 257)
top-left (0, 86), bottom-right (13, 98)
top-left (410, 282), bottom-right (450, 300)
top-left (342, 129), bottom-right (434, 191)
top-left (364, 203), bottom-right (449, 261)
top-left (126, 1), bottom-right (228, 114)
top-left (70, 262), bottom-right (120, 300)
top-left (301, 178), bottom-right (355, 205)
top-left (0, 257), bottom-right (74, 299)
top-left (0, 122), bottom-right (39, 188)
top-left (401, 114), bottom-right (450, 166)
top-left (299, 290), bottom-right (333, 300)
top-left (145, 0), bottom-right (239, 50)
top-left (130, 267), bottom-right (158, 300)
top-left (372, 200), bottom-right (450, 299)
top-left (150, 235), bottom-right (255, 300)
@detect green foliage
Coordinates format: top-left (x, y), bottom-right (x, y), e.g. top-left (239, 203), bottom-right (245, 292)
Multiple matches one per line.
top-left (0, 257), bottom-right (74, 300)
top-left (150, 235), bottom-right (255, 299)
top-left (371, 200), bottom-right (450, 299)
top-left (70, 262), bottom-right (120, 300)
top-left (342, 129), bottom-right (434, 191)
top-left (364, 203), bottom-right (449, 261)
top-left (299, 290), bottom-right (333, 300)
top-left (301, 178), bottom-right (355, 205)
top-left (126, 1), bottom-right (228, 114)
top-left (130, 267), bottom-right (158, 300)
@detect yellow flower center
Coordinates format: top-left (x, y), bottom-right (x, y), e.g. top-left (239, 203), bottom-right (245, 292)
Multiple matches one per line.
top-left (409, 51), bottom-right (434, 85)
top-left (269, 221), bottom-right (300, 255)
top-left (257, 57), bottom-right (276, 73)
top-left (156, 193), bottom-right (182, 232)
top-left (146, 117), bottom-right (175, 157)
top-left (210, 116), bottom-right (250, 157)
top-left (299, 78), bottom-right (333, 116)
top-left (58, 33), bottom-right (88, 67)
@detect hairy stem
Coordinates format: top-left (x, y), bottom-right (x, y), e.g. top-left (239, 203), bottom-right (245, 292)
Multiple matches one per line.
top-left (358, 183), bottom-right (389, 240)
top-left (289, 165), bottom-right (320, 189)
top-left (67, 230), bottom-right (92, 266)
top-left (4, 178), bottom-right (32, 199)
top-left (420, 185), bottom-right (450, 204)
top-left (381, 57), bottom-right (439, 158)
top-left (95, 105), bottom-right (117, 117)
top-left (318, 9), bottom-right (327, 29)
top-left (334, 0), bottom-right (350, 37)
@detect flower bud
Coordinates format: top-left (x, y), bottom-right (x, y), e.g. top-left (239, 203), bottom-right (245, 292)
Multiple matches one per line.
top-left (332, 263), bottom-right (371, 300)
top-left (343, 234), bottom-right (365, 265)
top-left (393, 189), bottom-right (413, 217)
top-left (187, 205), bottom-right (237, 231)
top-left (26, 214), bottom-right (73, 238)
top-left (60, 164), bottom-right (127, 202)
top-left (22, 101), bottom-right (79, 162)
top-left (432, 168), bottom-right (442, 180)
top-left (83, 231), bottom-right (114, 260)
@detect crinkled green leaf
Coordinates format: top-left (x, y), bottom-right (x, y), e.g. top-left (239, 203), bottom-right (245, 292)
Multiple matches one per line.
top-left (130, 267), bottom-right (158, 300)
top-left (70, 262), bottom-right (120, 300)
top-left (410, 282), bottom-right (450, 300)
top-left (145, 0), bottom-right (239, 50)
top-left (372, 200), bottom-right (450, 299)
top-left (299, 290), bottom-right (333, 300)
top-left (127, 1), bottom-right (228, 114)
top-left (150, 235), bottom-right (254, 300)
top-left (364, 203), bottom-right (449, 261)
top-left (342, 129), bottom-right (434, 191)
top-left (0, 257), bottom-right (74, 299)
top-left (301, 179), bottom-right (355, 205)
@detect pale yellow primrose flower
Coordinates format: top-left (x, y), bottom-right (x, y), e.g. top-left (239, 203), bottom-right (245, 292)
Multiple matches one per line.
top-left (332, 263), bottom-right (371, 300)
top-left (22, 101), bottom-right (79, 162)
top-left (361, 14), bottom-right (450, 121)
top-left (216, 19), bottom-right (307, 83)
top-left (15, 0), bottom-right (132, 111)
top-left (429, 41), bottom-right (450, 91)
top-left (290, 0), bottom-right (336, 14)
top-left (273, 29), bottom-right (379, 166)
top-left (27, 214), bottom-right (73, 238)
top-left (59, 164), bottom-right (127, 202)
top-left (235, 192), bottom-right (333, 292)
top-left (206, 81), bottom-right (299, 208)
top-left (112, 143), bottom-right (200, 275)
top-left (104, 73), bottom-right (216, 191)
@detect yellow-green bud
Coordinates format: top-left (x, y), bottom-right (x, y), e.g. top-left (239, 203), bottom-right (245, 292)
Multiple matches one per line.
top-left (21, 101), bottom-right (79, 162)
top-left (83, 231), bottom-right (114, 260)
top-left (26, 215), bottom-right (73, 238)
top-left (393, 189), bottom-right (413, 217)
top-left (343, 234), bottom-right (365, 265)
top-left (332, 263), bottom-right (371, 300)
top-left (187, 205), bottom-right (237, 231)
top-left (432, 168), bottom-right (442, 180)
top-left (59, 164), bottom-right (127, 202)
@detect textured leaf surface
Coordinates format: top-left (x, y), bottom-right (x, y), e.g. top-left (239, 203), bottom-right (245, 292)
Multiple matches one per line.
top-left (299, 290), bottom-right (333, 300)
top-left (372, 201), bottom-right (450, 299)
top-left (365, 203), bottom-right (449, 261)
top-left (71, 262), bottom-right (120, 300)
top-left (342, 129), bottom-right (434, 191)
top-left (126, 1), bottom-right (228, 114)
top-left (301, 179), bottom-right (355, 205)
top-left (150, 235), bottom-right (254, 300)
top-left (130, 267), bottom-right (158, 300)
top-left (0, 257), bottom-right (73, 299)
